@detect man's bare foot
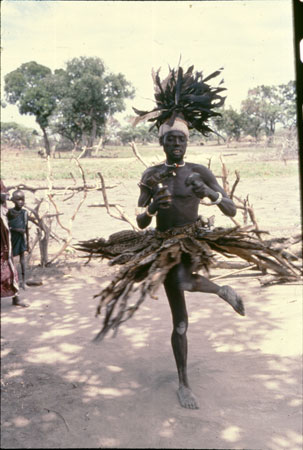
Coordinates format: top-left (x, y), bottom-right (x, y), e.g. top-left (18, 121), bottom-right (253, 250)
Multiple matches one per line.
top-left (12, 296), bottom-right (29, 307)
top-left (217, 285), bottom-right (245, 316)
top-left (177, 385), bottom-right (199, 409)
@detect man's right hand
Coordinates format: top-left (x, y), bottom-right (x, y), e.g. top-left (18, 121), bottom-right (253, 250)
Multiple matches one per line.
top-left (148, 185), bottom-right (172, 213)
top-left (145, 166), bottom-right (175, 190)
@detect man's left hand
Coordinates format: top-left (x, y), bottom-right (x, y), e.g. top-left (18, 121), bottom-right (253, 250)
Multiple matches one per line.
top-left (192, 182), bottom-right (211, 199)
top-left (185, 173), bottom-right (211, 199)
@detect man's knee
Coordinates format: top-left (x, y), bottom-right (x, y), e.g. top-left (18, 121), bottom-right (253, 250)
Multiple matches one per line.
top-left (180, 280), bottom-right (193, 292)
top-left (180, 273), bottom-right (199, 292)
top-left (175, 321), bottom-right (187, 335)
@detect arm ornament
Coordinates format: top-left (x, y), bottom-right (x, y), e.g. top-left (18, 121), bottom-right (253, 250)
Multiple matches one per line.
top-left (138, 181), bottom-right (153, 192)
top-left (211, 192), bottom-right (223, 205)
top-left (146, 205), bottom-right (158, 217)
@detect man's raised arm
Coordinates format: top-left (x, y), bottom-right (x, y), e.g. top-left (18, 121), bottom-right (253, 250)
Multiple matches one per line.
top-left (185, 169), bottom-right (237, 217)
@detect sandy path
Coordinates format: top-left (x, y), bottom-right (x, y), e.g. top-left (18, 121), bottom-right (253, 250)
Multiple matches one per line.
top-left (1, 170), bottom-right (302, 449)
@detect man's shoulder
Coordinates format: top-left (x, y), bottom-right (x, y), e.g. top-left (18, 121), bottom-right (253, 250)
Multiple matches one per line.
top-left (186, 162), bottom-right (211, 172)
top-left (143, 163), bottom-right (165, 173)
top-left (140, 164), bottom-right (165, 179)
top-left (186, 162), bottom-right (215, 180)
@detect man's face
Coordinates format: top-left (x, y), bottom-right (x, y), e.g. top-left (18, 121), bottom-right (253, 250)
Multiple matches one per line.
top-left (161, 131), bottom-right (188, 163)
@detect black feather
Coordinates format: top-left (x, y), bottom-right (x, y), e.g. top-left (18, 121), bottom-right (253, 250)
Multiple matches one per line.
top-left (175, 66), bottom-right (183, 105)
top-left (203, 69), bottom-right (223, 83)
top-left (132, 107), bottom-right (149, 116)
top-left (133, 64), bottom-right (226, 136)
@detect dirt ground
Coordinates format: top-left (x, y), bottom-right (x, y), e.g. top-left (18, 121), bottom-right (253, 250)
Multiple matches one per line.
top-left (1, 164), bottom-right (302, 449)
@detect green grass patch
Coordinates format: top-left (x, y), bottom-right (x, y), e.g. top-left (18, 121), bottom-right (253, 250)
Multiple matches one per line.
top-left (0, 145), bottom-right (299, 183)
top-left (227, 160), bottom-right (299, 178)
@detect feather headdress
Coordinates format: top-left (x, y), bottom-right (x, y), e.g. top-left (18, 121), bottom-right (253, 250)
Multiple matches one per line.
top-left (132, 64), bottom-right (226, 136)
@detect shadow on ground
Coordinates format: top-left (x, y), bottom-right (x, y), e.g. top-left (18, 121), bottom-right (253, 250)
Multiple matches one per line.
top-left (1, 262), bottom-right (302, 449)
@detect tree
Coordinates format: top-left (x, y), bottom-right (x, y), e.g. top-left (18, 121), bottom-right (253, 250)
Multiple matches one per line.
top-left (4, 61), bottom-right (57, 155)
top-left (1, 122), bottom-right (40, 149)
top-left (240, 82), bottom-right (296, 142)
top-left (276, 81), bottom-right (296, 128)
top-left (51, 57), bottom-right (135, 154)
top-left (4, 58), bottom-right (135, 157)
top-left (101, 116), bottom-right (121, 146)
top-left (212, 107), bottom-right (244, 142)
top-left (118, 122), bottom-right (157, 145)
top-left (240, 114), bottom-right (263, 141)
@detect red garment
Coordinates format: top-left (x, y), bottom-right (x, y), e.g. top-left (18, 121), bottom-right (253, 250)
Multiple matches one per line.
top-left (1, 181), bottom-right (19, 298)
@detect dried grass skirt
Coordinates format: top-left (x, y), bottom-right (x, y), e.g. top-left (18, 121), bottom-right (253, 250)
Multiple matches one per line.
top-left (77, 218), bottom-right (302, 340)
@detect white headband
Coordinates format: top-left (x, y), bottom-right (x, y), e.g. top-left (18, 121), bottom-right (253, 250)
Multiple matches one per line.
top-left (158, 117), bottom-right (189, 138)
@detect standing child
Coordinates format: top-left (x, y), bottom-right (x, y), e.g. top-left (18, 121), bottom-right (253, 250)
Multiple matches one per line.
top-left (1, 181), bottom-right (28, 306)
top-left (8, 190), bottom-right (29, 289)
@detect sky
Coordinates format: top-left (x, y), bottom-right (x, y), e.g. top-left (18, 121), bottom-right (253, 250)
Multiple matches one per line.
top-left (1, 0), bottom-right (296, 131)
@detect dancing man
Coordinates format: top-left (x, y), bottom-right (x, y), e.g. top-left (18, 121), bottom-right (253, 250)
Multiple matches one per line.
top-left (135, 118), bottom-right (244, 408)
top-left (78, 65), bottom-right (247, 410)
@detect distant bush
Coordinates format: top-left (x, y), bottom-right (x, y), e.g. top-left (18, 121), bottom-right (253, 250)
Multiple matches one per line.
top-left (1, 121), bottom-right (40, 149)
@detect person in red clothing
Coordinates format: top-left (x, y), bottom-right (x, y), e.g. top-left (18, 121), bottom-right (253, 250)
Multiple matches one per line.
top-left (1, 180), bottom-right (28, 307)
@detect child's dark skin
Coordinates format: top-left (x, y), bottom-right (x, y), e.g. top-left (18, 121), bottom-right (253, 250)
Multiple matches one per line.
top-left (0, 190), bottom-right (27, 307)
top-left (9, 191), bottom-right (28, 289)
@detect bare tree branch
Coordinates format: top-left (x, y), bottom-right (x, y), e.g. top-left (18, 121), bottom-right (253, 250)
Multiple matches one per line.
top-left (5, 183), bottom-right (116, 193)
top-left (219, 154), bottom-right (230, 193)
top-left (48, 195), bottom-right (70, 233)
top-left (98, 172), bottom-right (111, 215)
top-left (97, 172), bottom-right (139, 231)
top-left (129, 141), bottom-right (149, 168)
top-left (210, 264), bottom-right (257, 281)
top-left (230, 170), bottom-right (240, 199)
top-left (47, 155), bottom-right (89, 264)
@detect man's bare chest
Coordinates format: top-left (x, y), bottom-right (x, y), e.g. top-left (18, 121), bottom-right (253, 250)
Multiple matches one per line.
top-left (161, 167), bottom-right (195, 199)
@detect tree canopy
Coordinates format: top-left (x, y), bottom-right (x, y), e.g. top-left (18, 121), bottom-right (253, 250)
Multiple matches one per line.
top-left (4, 57), bottom-right (135, 155)
top-left (4, 61), bottom-right (57, 154)
top-left (240, 82), bottom-right (296, 140)
top-left (1, 121), bottom-right (39, 149)
top-left (4, 58), bottom-right (295, 152)
top-left (51, 57), bottom-right (135, 149)
top-left (212, 107), bottom-right (244, 142)
top-left (117, 122), bottom-right (158, 145)
top-left (211, 81), bottom-right (296, 143)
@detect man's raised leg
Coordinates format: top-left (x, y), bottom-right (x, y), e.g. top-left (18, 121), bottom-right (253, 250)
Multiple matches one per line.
top-left (178, 261), bottom-right (245, 316)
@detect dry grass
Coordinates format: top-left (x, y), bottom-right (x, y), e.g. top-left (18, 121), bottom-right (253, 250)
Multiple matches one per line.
top-left (0, 144), bottom-right (299, 183)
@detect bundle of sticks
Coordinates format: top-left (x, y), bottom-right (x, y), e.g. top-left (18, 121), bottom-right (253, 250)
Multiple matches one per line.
top-left (76, 223), bottom-right (302, 340)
